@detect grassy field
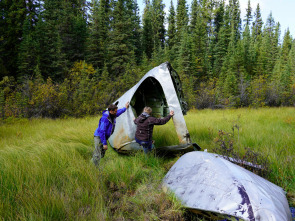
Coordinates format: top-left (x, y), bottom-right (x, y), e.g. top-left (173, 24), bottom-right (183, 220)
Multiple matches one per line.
top-left (0, 107), bottom-right (294, 220)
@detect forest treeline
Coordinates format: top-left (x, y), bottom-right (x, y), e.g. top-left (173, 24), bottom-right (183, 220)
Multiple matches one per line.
top-left (0, 0), bottom-right (295, 119)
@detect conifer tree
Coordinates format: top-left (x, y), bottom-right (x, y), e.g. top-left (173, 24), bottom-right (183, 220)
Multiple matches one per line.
top-left (272, 30), bottom-right (292, 86)
top-left (212, 2), bottom-right (231, 77)
top-left (0, 0), bottom-right (28, 78)
top-left (228, 0), bottom-right (241, 43)
top-left (107, 0), bottom-right (137, 77)
top-left (241, 24), bottom-right (256, 77)
top-left (256, 13), bottom-right (280, 76)
top-left (35, 0), bottom-right (66, 81)
top-left (252, 3), bottom-right (263, 41)
top-left (151, 0), bottom-right (165, 50)
top-left (167, 0), bottom-right (176, 50)
top-left (212, 0), bottom-right (225, 38)
top-left (126, 0), bottom-right (142, 62)
top-left (142, 0), bottom-right (154, 59)
top-left (190, 0), bottom-right (208, 78)
top-left (289, 40), bottom-right (295, 76)
top-left (176, 0), bottom-right (188, 41)
top-left (86, 0), bottom-right (110, 70)
top-left (177, 28), bottom-right (196, 107)
top-left (16, 1), bottom-right (41, 81)
top-left (17, 19), bottom-right (38, 79)
top-left (244, 0), bottom-right (252, 27)
top-left (218, 25), bottom-right (239, 100)
top-left (60, 0), bottom-right (88, 66)
top-left (280, 29), bottom-right (292, 67)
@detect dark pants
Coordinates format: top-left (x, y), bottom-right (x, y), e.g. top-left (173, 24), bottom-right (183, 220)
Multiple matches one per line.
top-left (92, 136), bottom-right (106, 166)
top-left (135, 137), bottom-right (153, 154)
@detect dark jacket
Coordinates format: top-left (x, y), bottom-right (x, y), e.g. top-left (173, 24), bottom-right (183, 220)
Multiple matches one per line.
top-left (134, 113), bottom-right (172, 141)
top-left (94, 107), bottom-right (126, 145)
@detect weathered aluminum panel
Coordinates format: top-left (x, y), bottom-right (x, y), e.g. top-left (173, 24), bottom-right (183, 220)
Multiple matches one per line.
top-left (163, 151), bottom-right (292, 221)
top-left (108, 62), bottom-right (190, 152)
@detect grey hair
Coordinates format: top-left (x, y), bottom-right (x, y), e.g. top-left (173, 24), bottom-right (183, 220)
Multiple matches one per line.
top-left (143, 106), bottom-right (152, 114)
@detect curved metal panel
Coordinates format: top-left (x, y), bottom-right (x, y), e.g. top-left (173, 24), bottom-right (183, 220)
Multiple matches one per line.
top-left (163, 151), bottom-right (292, 221)
top-left (108, 62), bottom-right (190, 152)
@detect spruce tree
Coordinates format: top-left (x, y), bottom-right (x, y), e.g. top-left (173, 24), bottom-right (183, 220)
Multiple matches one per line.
top-left (176, 0), bottom-right (188, 41)
top-left (60, 0), bottom-right (88, 66)
top-left (107, 0), bottom-right (136, 77)
top-left (212, 2), bottom-right (230, 77)
top-left (35, 0), bottom-right (66, 81)
top-left (86, 0), bottom-right (110, 70)
top-left (190, 0), bottom-right (208, 78)
top-left (17, 19), bottom-right (38, 79)
top-left (167, 0), bottom-right (176, 50)
top-left (228, 0), bottom-right (241, 43)
top-left (0, 0), bottom-right (27, 78)
top-left (244, 0), bottom-right (252, 27)
top-left (142, 0), bottom-right (154, 59)
top-left (252, 3), bottom-right (263, 41)
top-left (151, 0), bottom-right (165, 51)
top-left (256, 13), bottom-right (280, 76)
top-left (241, 24), bottom-right (255, 77)
top-left (126, 0), bottom-right (142, 63)
top-left (17, 0), bottom-right (41, 81)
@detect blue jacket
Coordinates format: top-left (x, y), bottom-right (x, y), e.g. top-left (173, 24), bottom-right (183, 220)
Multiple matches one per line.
top-left (94, 107), bottom-right (126, 145)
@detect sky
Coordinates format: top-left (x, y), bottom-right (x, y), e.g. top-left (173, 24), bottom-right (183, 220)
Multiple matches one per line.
top-left (136, 0), bottom-right (295, 40)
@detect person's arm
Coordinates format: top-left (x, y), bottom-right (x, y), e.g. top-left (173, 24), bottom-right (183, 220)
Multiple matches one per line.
top-left (116, 102), bottom-right (130, 117)
top-left (116, 107), bottom-right (126, 117)
top-left (151, 110), bottom-right (174, 125)
top-left (134, 117), bottom-right (138, 125)
top-left (99, 119), bottom-right (108, 146)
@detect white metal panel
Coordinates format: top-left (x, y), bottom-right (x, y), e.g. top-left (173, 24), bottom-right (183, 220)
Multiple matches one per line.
top-left (163, 151), bottom-right (292, 221)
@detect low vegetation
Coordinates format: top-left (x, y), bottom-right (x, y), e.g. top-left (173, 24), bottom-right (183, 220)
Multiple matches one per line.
top-left (0, 107), bottom-right (294, 220)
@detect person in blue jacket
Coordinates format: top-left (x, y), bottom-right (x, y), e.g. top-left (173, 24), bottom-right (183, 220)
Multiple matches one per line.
top-left (92, 102), bottom-right (129, 166)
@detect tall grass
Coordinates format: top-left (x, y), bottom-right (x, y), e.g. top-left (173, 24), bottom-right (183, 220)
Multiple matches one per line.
top-left (185, 107), bottom-right (295, 205)
top-left (0, 107), bottom-right (294, 220)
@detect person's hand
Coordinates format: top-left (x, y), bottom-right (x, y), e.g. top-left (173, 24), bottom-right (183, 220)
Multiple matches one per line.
top-left (125, 101), bottom-right (130, 109)
top-left (103, 145), bottom-right (108, 150)
top-left (170, 110), bottom-right (174, 116)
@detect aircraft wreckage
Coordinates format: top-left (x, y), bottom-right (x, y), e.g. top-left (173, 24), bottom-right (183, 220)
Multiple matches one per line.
top-left (163, 151), bottom-right (292, 221)
top-left (108, 61), bottom-right (199, 153)
top-left (106, 62), bottom-right (291, 220)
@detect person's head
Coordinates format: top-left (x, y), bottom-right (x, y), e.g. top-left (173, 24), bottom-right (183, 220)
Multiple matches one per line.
top-left (143, 106), bottom-right (152, 115)
top-left (108, 104), bottom-right (118, 116)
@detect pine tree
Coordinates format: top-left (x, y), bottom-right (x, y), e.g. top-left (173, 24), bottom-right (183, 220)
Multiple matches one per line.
top-left (212, 2), bottom-right (230, 77)
top-left (219, 25), bottom-right (239, 100)
top-left (167, 0), bottom-right (176, 50)
top-left (60, 0), bottom-right (88, 66)
top-left (289, 40), bottom-right (295, 76)
top-left (256, 13), bottom-right (280, 76)
top-left (142, 0), bottom-right (154, 59)
top-left (244, 0), bottom-right (252, 27)
top-left (212, 0), bottom-right (225, 38)
top-left (228, 0), bottom-right (241, 43)
top-left (176, 0), bottom-right (188, 41)
top-left (126, 0), bottom-right (142, 63)
top-left (178, 29), bottom-right (194, 75)
top-left (86, 0), bottom-right (110, 70)
top-left (252, 3), bottom-right (263, 41)
top-left (0, 0), bottom-right (27, 78)
top-left (107, 0), bottom-right (136, 77)
top-left (241, 24), bottom-right (255, 77)
top-left (17, 1), bottom-right (41, 81)
top-left (177, 28), bottom-right (195, 107)
top-left (151, 0), bottom-right (165, 51)
top-left (17, 19), bottom-right (38, 79)
top-left (35, 0), bottom-right (66, 81)
top-left (190, 0), bottom-right (209, 78)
